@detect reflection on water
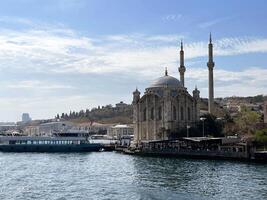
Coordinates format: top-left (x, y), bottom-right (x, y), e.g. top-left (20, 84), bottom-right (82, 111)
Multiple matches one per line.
top-left (0, 152), bottom-right (266, 200)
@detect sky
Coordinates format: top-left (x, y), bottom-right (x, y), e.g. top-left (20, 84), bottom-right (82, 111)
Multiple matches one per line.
top-left (0, 0), bottom-right (266, 121)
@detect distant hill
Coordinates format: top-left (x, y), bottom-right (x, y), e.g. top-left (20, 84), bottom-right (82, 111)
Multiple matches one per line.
top-left (56, 104), bottom-right (133, 124)
top-left (216, 95), bottom-right (266, 104)
top-left (199, 98), bottom-right (227, 117)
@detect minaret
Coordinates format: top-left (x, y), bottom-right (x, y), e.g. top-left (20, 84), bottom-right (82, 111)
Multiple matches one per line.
top-left (193, 86), bottom-right (200, 120)
top-left (207, 33), bottom-right (215, 114)
top-left (132, 87), bottom-right (140, 104)
top-left (133, 88), bottom-right (140, 142)
top-left (179, 40), bottom-right (186, 87)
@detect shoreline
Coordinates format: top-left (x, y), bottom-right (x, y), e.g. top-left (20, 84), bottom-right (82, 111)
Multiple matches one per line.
top-left (119, 148), bottom-right (267, 163)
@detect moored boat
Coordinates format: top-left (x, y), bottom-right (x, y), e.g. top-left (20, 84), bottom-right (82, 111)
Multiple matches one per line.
top-left (0, 136), bottom-right (102, 152)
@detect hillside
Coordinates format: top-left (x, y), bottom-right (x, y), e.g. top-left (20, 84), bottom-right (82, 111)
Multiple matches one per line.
top-left (56, 104), bottom-right (133, 124)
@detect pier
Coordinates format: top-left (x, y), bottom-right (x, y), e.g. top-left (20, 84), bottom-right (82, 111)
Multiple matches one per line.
top-left (122, 137), bottom-right (267, 163)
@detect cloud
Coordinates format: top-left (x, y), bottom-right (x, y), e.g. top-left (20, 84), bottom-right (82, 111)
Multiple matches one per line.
top-left (162, 14), bottom-right (182, 21)
top-left (104, 33), bottom-right (185, 44)
top-left (186, 67), bottom-right (267, 97)
top-left (0, 17), bottom-right (266, 121)
top-left (6, 80), bottom-right (75, 90)
top-left (198, 17), bottom-right (233, 29)
top-left (0, 20), bottom-right (266, 79)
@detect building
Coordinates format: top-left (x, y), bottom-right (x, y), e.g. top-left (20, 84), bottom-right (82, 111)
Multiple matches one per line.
top-left (23, 125), bottom-right (40, 136)
top-left (0, 122), bottom-right (17, 133)
top-left (115, 101), bottom-right (128, 109)
top-left (72, 122), bottom-right (111, 135)
top-left (107, 124), bottom-right (134, 139)
top-left (133, 41), bottom-right (202, 143)
top-left (264, 101), bottom-right (267, 123)
top-left (39, 121), bottom-right (73, 136)
top-left (22, 113), bottom-right (31, 123)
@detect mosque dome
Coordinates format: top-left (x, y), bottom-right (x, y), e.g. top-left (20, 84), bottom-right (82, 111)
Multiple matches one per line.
top-left (148, 74), bottom-right (182, 88)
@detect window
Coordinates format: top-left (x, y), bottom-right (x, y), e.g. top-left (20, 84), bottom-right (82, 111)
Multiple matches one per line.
top-left (173, 106), bottom-right (177, 120)
top-left (151, 107), bottom-right (154, 120)
top-left (181, 106), bottom-right (184, 120)
top-left (158, 106), bottom-right (162, 120)
top-left (188, 107), bottom-right (191, 120)
top-left (143, 108), bottom-right (147, 121)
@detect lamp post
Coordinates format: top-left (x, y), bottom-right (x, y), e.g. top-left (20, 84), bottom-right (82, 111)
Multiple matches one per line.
top-left (200, 117), bottom-right (206, 137)
top-left (186, 125), bottom-right (190, 137)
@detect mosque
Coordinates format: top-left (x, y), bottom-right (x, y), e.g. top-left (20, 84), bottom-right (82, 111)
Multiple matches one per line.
top-left (132, 34), bottom-right (215, 142)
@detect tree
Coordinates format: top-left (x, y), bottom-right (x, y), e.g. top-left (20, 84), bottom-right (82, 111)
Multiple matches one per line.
top-left (79, 110), bottom-right (85, 118)
top-left (254, 129), bottom-right (267, 145)
top-left (223, 113), bottom-right (238, 136)
top-left (234, 106), bottom-right (261, 135)
top-left (200, 114), bottom-right (224, 137)
top-left (85, 109), bottom-right (90, 118)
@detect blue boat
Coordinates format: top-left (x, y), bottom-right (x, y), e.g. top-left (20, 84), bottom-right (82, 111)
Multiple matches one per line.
top-left (0, 136), bottom-right (102, 152)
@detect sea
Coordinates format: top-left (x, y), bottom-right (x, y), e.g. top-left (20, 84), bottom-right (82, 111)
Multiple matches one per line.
top-left (0, 151), bottom-right (266, 200)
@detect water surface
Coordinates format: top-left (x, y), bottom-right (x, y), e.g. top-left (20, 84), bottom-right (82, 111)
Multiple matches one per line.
top-left (0, 152), bottom-right (266, 200)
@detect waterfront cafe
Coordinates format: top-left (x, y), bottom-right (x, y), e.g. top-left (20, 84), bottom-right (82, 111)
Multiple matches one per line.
top-left (140, 137), bottom-right (221, 151)
top-left (140, 137), bottom-right (248, 153)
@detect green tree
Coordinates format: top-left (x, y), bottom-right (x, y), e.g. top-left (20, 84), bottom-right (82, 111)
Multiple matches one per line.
top-left (201, 114), bottom-right (224, 137)
top-left (234, 106), bottom-right (261, 135)
top-left (223, 113), bottom-right (238, 136)
top-left (254, 129), bottom-right (267, 144)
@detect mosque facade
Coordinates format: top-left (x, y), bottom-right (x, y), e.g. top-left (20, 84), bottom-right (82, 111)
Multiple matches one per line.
top-left (133, 35), bottom-right (215, 142)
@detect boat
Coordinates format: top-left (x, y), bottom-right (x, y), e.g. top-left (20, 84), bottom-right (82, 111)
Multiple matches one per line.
top-left (0, 136), bottom-right (102, 152)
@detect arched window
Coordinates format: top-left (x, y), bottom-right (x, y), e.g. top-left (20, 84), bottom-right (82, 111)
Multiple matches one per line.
top-left (173, 106), bottom-right (177, 120)
top-left (188, 107), bottom-right (191, 120)
top-left (143, 108), bottom-right (147, 121)
top-left (158, 106), bottom-right (162, 120)
top-left (181, 106), bottom-right (184, 120)
top-left (150, 107), bottom-right (154, 120)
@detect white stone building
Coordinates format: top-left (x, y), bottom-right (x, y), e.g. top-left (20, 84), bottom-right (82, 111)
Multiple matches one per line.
top-left (39, 121), bottom-right (74, 136)
top-left (133, 41), bottom-right (203, 143)
top-left (107, 124), bottom-right (134, 139)
top-left (73, 122), bottom-right (111, 134)
top-left (24, 126), bottom-right (40, 136)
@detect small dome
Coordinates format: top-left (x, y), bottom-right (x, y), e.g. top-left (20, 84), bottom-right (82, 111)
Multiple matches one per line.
top-left (148, 75), bottom-right (182, 88)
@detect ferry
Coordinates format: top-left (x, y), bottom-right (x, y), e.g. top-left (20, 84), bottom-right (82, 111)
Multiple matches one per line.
top-left (0, 136), bottom-right (102, 152)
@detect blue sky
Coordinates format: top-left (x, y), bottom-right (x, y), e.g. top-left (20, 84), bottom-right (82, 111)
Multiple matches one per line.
top-left (0, 0), bottom-right (266, 121)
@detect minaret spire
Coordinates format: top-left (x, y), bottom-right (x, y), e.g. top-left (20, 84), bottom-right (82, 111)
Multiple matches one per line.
top-left (209, 32), bottom-right (212, 43)
top-left (207, 33), bottom-right (215, 114)
top-left (179, 39), bottom-right (186, 87)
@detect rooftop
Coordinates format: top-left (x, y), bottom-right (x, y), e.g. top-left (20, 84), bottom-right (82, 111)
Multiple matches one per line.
top-left (148, 75), bottom-right (182, 88)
